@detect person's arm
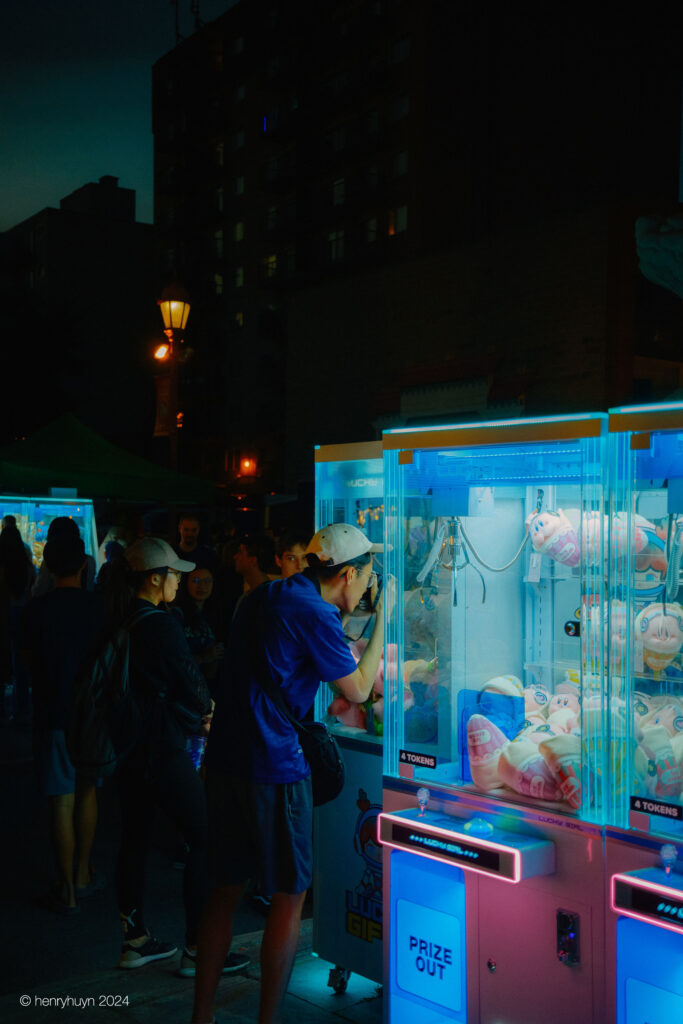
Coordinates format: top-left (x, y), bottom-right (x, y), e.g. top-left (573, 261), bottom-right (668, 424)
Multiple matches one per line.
top-left (331, 584), bottom-right (389, 704)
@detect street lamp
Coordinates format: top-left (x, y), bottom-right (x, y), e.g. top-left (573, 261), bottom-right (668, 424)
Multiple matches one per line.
top-left (154, 282), bottom-right (191, 470)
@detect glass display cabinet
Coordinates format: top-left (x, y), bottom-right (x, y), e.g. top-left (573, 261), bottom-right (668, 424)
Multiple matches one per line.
top-left (312, 442), bottom-right (384, 992)
top-left (383, 415), bottom-right (608, 821)
top-left (379, 414), bottom-right (609, 1024)
top-left (0, 495), bottom-right (98, 567)
top-left (605, 403), bottom-right (683, 1024)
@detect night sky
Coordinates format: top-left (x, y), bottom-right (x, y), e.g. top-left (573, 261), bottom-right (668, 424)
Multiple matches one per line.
top-left (1, 0), bottom-right (237, 232)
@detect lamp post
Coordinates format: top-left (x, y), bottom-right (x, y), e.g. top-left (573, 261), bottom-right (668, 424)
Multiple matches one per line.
top-left (155, 282), bottom-right (191, 470)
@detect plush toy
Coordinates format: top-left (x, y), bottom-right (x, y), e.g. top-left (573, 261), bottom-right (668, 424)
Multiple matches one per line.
top-left (640, 702), bottom-right (683, 738)
top-left (549, 692), bottom-right (580, 717)
top-left (525, 508), bottom-right (580, 567)
top-left (467, 714), bottom-right (508, 791)
top-left (635, 517), bottom-right (668, 598)
top-left (498, 739), bottom-right (562, 800)
top-left (327, 695), bottom-right (367, 729)
top-left (634, 602), bottom-right (683, 671)
top-left (556, 670), bottom-right (580, 699)
top-left (635, 726), bottom-right (682, 798)
top-left (524, 684), bottom-right (551, 716)
top-left (538, 733), bottom-right (582, 809)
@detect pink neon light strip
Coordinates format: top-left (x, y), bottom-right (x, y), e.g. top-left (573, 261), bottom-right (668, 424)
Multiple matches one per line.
top-left (611, 872), bottom-right (683, 936)
top-left (377, 812), bottom-right (521, 883)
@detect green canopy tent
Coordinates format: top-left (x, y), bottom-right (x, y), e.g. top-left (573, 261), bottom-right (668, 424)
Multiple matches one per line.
top-left (0, 415), bottom-right (215, 504)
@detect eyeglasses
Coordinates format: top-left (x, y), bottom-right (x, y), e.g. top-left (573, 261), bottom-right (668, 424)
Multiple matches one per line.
top-left (366, 571), bottom-right (378, 589)
top-left (167, 568), bottom-right (183, 580)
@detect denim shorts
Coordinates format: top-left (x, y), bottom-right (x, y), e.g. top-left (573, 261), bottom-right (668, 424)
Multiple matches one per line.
top-left (206, 768), bottom-right (313, 896)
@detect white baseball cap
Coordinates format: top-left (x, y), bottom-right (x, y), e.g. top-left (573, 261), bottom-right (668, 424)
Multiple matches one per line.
top-left (305, 523), bottom-right (382, 567)
top-left (125, 537), bottom-right (195, 573)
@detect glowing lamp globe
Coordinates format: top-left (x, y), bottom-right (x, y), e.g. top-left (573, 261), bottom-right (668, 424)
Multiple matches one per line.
top-left (158, 283), bottom-right (191, 333)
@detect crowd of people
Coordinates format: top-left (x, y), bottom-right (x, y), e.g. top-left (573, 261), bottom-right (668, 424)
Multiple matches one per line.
top-left (0, 511), bottom-right (385, 1024)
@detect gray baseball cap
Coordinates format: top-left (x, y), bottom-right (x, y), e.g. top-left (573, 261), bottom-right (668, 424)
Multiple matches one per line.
top-left (124, 537), bottom-right (195, 573)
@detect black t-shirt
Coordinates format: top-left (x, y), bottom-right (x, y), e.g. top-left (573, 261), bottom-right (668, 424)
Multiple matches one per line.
top-left (127, 599), bottom-right (212, 756)
top-left (21, 588), bottom-right (104, 731)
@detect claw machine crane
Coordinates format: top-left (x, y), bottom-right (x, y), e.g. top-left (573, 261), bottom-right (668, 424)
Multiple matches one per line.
top-left (604, 403), bottom-right (683, 1024)
top-left (312, 442), bottom-right (385, 995)
top-left (377, 414), bottom-right (609, 1024)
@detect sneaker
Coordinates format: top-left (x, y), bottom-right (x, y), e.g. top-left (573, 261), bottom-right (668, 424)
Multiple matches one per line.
top-left (176, 947), bottom-right (250, 978)
top-left (119, 933), bottom-right (177, 969)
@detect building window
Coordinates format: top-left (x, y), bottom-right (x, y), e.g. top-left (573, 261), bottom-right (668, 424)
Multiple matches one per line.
top-left (388, 205), bottom-right (408, 236)
top-left (235, 176), bottom-right (245, 196)
top-left (235, 266), bottom-right (244, 288)
top-left (235, 311), bottom-right (245, 327)
top-left (332, 178), bottom-right (345, 206)
top-left (392, 151), bottom-right (409, 177)
top-left (262, 254), bottom-right (278, 278)
top-left (215, 142), bottom-right (224, 167)
top-left (391, 37), bottom-right (411, 63)
top-left (328, 230), bottom-right (345, 262)
top-left (214, 229), bottom-right (224, 258)
top-left (234, 221), bottom-right (245, 242)
top-left (214, 273), bottom-right (224, 295)
top-left (231, 129), bottom-right (245, 150)
top-left (366, 217), bottom-right (378, 243)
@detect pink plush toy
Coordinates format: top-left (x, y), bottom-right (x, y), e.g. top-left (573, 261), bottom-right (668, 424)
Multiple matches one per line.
top-left (634, 602), bottom-right (683, 671)
top-left (327, 695), bottom-right (367, 729)
top-left (548, 692), bottom-right (580, 717)
top-left (467, 714), bottom-right (508, 791)
top-left (525, 508), bottom-right (580, 567)
top-left (498, 740), bottom-right (562, 800)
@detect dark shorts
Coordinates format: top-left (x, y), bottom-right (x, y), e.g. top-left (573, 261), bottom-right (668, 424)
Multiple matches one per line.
top-left (206, 768), bottom-right (313, 896)
top-left (34, 728), bottom-right (75, 797)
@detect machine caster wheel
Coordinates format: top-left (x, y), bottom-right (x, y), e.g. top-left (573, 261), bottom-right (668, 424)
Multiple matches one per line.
top-left (327, 966), bottom-right (352, 994)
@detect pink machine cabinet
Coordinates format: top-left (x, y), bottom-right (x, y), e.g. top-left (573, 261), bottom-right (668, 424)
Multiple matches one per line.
top-left (604, 404), bottom-right (683, 1024)
top-left (379, 415), bottom-right (610, 1024)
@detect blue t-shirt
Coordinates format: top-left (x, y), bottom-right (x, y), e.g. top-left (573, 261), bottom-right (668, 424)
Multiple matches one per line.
top-left (206, 573), bottom-right (357, 783)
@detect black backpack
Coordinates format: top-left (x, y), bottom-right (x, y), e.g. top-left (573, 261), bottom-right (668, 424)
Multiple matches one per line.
top-left (66, 605), bottom-right (159, 778)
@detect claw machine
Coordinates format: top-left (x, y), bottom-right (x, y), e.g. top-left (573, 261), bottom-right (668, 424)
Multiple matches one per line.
top-left (378, 414), bottom-right (609, 1024)
top-left (0, 494), bottom-right (98, 568)
top-left (605, 403), bottom-right (683, 1024)
top-left (312, 442), bottom-right (385, 994)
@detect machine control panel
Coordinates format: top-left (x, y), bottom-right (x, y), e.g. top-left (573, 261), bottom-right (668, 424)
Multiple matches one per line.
top-left (378, 807), bottom-right (555, 882)
top-left (612, 868), bottom-right (683, 936)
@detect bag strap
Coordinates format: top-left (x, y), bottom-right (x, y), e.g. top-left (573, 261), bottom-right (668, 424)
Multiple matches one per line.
top-left (125, 604), bottom-right (163, 631)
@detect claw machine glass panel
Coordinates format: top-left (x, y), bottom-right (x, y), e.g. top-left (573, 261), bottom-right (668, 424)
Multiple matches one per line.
top-left (606, 404), bottom-right (683, 1024)
top-left (381, 414), bottom-right (609, 1024)
top-left (384, 416), bottom-right (607, 821)
top-left (312, 442), bottom-right (384, 990)
top-left (0, 494), bottom-right (98, 568)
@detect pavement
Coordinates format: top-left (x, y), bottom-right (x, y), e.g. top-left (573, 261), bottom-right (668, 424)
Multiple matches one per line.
top-left (0, 718), bottom-right (383, 1023)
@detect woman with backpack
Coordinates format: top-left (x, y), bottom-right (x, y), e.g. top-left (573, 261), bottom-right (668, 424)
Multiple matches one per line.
top-left (104, 537), bottom-right (248, 976)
